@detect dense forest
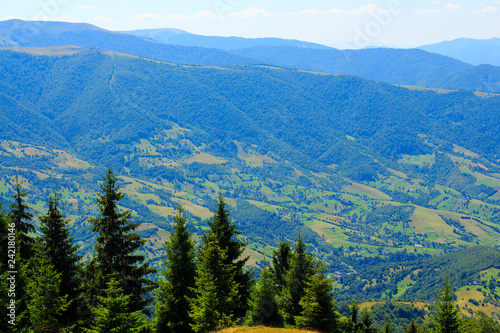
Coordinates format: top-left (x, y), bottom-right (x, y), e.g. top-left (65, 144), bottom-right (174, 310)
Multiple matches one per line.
top-left (1, 23), bottom-right (500, 331)
top-left (1, 169), bottom-right (499, 332)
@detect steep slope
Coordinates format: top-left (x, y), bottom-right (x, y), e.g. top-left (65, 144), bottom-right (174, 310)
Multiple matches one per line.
top-left (231, 46), bottom-right (500, 93)
top-left (0, 19), bottom-right (253, 66)
top-left (124, 28), bottom-right (331, 51)
top-left (1, 49), bottom-right (500, 274)
top-left (419, 37), bottom-right (500, 66)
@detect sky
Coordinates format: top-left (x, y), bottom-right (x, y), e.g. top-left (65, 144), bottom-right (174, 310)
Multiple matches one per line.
top-left (1, 0), bottom-right (500, 47)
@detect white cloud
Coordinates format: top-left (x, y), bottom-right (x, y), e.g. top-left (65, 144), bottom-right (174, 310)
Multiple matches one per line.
top-left (443, 3), bottom-right (462, 11)
top-left (349, 4), bottom-right (389, 15)
top-left (191, 11), bottom-right (218, 19)
top-left (286, 8), bottom-right (347, 16)
top-left (131, 13), bottom-right (167, 21)
top-left (78, 5), bottom-right (94, 10)
top-left (226, 7), bottom-right (273, 18)
top-left (481, 6), bottom-right (499, 13)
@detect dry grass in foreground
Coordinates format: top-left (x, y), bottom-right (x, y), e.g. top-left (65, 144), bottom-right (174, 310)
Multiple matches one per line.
top-left (216, 327), bottom-right (319, 333)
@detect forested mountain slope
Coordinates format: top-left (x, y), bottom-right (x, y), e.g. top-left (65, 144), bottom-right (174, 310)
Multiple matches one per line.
top-left (0, 48), bottom-right (500, 277)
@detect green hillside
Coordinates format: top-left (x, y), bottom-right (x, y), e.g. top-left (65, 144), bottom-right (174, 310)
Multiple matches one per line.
top-left (1, 48), bottom-right (500, 277)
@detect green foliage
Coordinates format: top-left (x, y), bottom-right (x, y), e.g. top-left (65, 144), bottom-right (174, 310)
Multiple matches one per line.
top-left (245, 265), bottom-right (283, 327)
top-left (25, 241), bottom-right (70, 333)
top-left (344, 301), bottom-right (361, 333)
top-left (8, 179), bottom-right (34, 262)
top-left (432, 277), bottom-right (461, 333)
top-left (84, 278), bottom-right (150, 333)
top-left (7, 180), bottom-right (35, 329)
top-left (189, 237), bottom-right (239, 333)
top-left (281, 234), bottom-right (316, 326)
top-left (462, 311), bottom-right (500, 333)
top-left (270, 241), bottom-right (292, 293)
top-left (39, 191), bottom-right (82, 328)
top-left (340, 246), bottom-right (500, 301)
top-left (295, 265), bottom-right (340, 333)
top-left (205, 194), bottom-right (251, 318)
top-left (154, 206), bottom-right (196, 333)
top-left (406, 320), bottom-right (418, 333)
top-left (86, 169), bottom-right (157, 314)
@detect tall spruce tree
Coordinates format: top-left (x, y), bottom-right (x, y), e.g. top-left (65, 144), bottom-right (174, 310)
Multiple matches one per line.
top-left (281, 234), bottom-right (315, 326)
top-left (270, 241), bottom-right (292, 293)
top-left (245, 264), bottom-right (283, 327)
top-left (406, 319), bottom-right (418, 333)
top-left (432, 276), bottom-right (461, 333)
top-left (25, 241), bottom-right (70, 333)
top-left (154, 207), bottom-right (196, 333)
top-left (359, 307), bottom-right (377, 333)
top-left (345, 301), bottom-right (361, 333)
top-left (9, 179), bottom-right (34, 262)
top-left (8, 180), bottom-right (35, 329)
top-left (39, 191), bottom-right (82, 328)
top-left (85, 278), bottom-right (150, 333)
top-left (189, 236), bottom-right (239, 332)
top-left (295, 264), bottom-right (340, 333)
top-left (0, 204), bottom-right (10, 333)
top-left (205, 194), bottom-right (251, 319)
top-left (85, 169), bottom-right (157, 315)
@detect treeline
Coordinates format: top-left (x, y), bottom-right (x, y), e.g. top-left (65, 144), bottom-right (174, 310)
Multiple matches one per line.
top-left (1, 169), bottom-right (499, 332)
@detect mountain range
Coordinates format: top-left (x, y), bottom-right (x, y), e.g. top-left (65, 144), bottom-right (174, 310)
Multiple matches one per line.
top-left (0, 19), bottom-right (499, 312)
top-left (419, 37), bottom-right (500, 67)
top-left (1, 19), bottom-right (499, 93)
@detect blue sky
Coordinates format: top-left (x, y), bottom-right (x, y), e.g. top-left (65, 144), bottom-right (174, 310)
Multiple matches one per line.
top-left (1, 0), bottom-right (499, 47)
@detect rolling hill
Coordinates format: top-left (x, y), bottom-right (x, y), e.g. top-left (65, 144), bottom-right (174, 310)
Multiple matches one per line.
top-left (1, 20), bottom-right (500, 93)
top-left (0, 19), bottom-right (253, 66)
top-left (124, 28), bottom-right (331, 51)
top-left (230, 45), bottom-right (500, 93)
top-left (419, 37), bottom-right (500, 66)
top-left (1, 47), bottom-right (500, 279)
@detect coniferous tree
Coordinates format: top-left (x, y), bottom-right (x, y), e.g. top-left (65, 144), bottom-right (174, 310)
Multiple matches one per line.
top-left (9, 179), bottom-right (34, 261)
top-left (39, 192), bottom-right (82, 328)
top-left (8, 180), bottom-right (35, 329)
top-left (189, 236), bottom-right (239, 333)
top-left (360, 307), bottom-right (377, 333)
top-left (25, 241), bottom-right (70, 333)
top-left (406, 319), bottom-right (418, 333)
top-left (270, 241), bottom-right (291, 293)
top-left (432, 276), bottom-right (461, 333)
top-left (84, 278), bottom-right (150, 333)
top-left (245, 264), bottom-right (283, 327)
top-left (0, 204), bottom-right (10, 333)
top-left (295, 264), bottom-right (340, 332)
top-left (154, 207), bottom-right (196, 333)
top-left (383, 315), bottom-right (393, 333)
top-left (345, 301), bottom-right (361, 333)
top-left (281, 233), bottom-right (315, 326)
top-left (204, 194), bottom-right (251, 319)
top-left (85, 169), bottom-right (157, 315)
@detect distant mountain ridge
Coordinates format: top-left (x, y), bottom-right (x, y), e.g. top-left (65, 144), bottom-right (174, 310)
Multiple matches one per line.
top-left (419, 37), bottom-right (500, 66)
top-left (0, 19), bottom-right (254, 66)
top-left (123, 28), bottom-right (332, 51)
top-left (1, 19), bottom-right (500, 93)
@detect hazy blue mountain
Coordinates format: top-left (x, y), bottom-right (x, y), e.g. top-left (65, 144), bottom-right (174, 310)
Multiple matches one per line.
top-left (419, 37), bottom-right (500, 66)
top-left (231, 45), bottom-right (500, 92)
top-left (123, 28), bottom-right (332, 51)
top-left (1, 48), bottom-right (500, 276)
top-left (0, 19), bottom-right (253, 66)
